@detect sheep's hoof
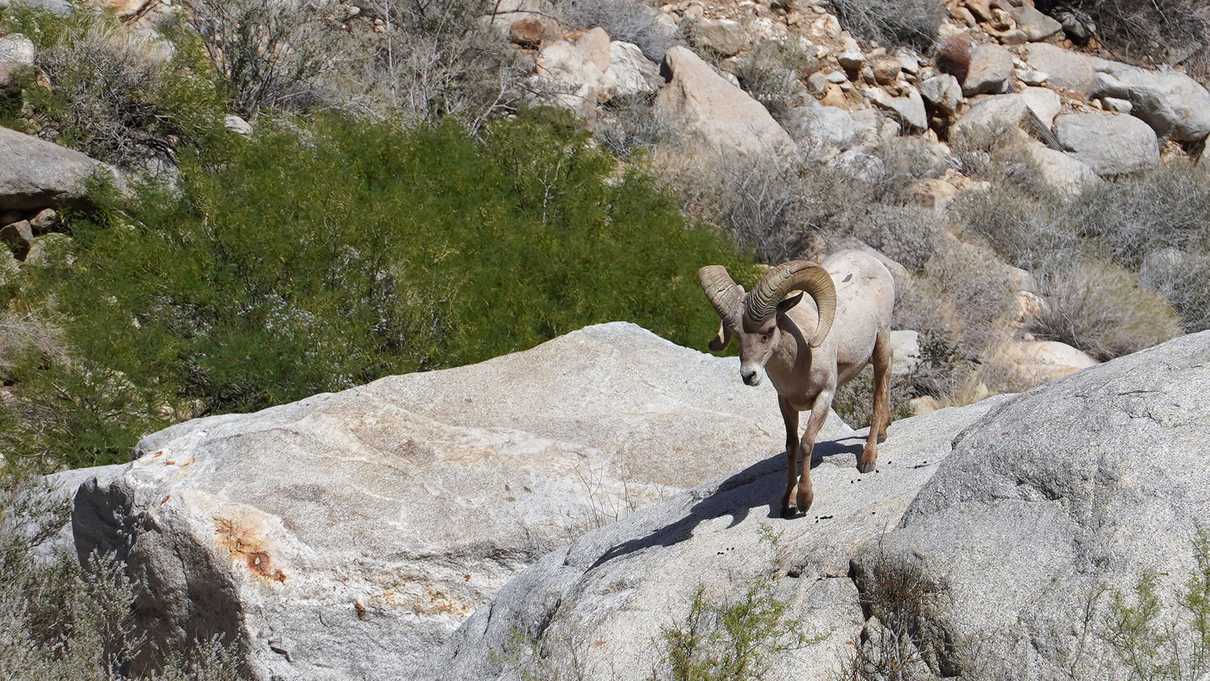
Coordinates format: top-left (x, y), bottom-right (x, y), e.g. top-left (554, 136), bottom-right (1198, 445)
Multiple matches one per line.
top-left (856, 456), bottom-right (877, 474)
top-left (781, 504), bottom-right (800, 519)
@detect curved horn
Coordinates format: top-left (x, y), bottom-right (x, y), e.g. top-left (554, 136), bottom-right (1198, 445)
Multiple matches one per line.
top-left (744, 261), bottom-right (836, 347)
top-left (698, 266), bottom-right (744, 323)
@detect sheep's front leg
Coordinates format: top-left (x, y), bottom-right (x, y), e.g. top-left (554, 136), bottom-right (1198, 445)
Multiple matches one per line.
top-left (796, 390), bottom-right (833, 514)
top-left (778, 397), bottom-right (800, 519)
top-left (860, 330), bottom-right (893, 473)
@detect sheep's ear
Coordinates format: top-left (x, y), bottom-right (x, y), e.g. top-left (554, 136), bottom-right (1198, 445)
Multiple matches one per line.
top-left (777, 292), bottom-right (804, 315)
top-left (708, 320), bottom-right (732, 352)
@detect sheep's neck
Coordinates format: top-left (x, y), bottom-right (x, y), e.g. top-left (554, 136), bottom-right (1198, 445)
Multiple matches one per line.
top-left (765, 325), bottom-right (809, 392)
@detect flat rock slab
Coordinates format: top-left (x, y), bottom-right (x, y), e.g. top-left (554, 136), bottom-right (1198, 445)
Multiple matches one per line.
top-left (429, 398), bottom-right (1009, 681)
top-left (71, 322), bottom-right (850, 680)
top-left (1055, 112), bottom-right (1159, 176)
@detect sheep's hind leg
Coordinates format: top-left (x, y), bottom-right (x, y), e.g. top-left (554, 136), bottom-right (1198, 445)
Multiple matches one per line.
top-left (796, 390), bottom-right (833, 514)
top-left (860, 330), bottom-right (892, 473)
top-left (778, 397), bottom-right (800, 518)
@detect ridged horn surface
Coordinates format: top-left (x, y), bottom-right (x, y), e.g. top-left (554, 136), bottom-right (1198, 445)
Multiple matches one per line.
top-left (744, 261), bottom-right (837, 347)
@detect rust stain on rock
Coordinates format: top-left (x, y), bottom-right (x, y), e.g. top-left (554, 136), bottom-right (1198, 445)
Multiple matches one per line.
top-left (214, 516), bottom-right (287, 583)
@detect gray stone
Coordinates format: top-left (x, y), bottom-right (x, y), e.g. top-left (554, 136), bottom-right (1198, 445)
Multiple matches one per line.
top-left (224, 114), bottom-right (253, 136)
top-left (963, 43), bottom-right (1014, 96)
top-left (428, 397), bottom-right (1010, 681)
top-left (830, 149), bottom-right (886, 184)
top-left (1093, 64), bottom-right (1210, 142)
top-left (852, 331), bottom-right (1210, 679)
top-left (950, 88), bottom-right (1062, 146)
top-left (890, 329), bottom-right (920, 376)
top-left (0, 0), bottom-right (70, 14)
top-left (862, 85), bottom-right (928, 134)
top-left (1024, 43), bottom-right (1114, 94)
top-left (71, 322), bottom-right (850, 680)
top-left (690, 18), bottom-right (749, 58)
top-left (1009, 5), bottom-right (1063, 42)
top-left (920, 74), bottom-right (963, 115)
top-left (0, 219), bottom-right (33, 260)
top-left (656, 46), bottom-right (795, 158)
top-left (0, 126), bottom-right (122, 212)
top-left (1099, 96), bottom-right (1133, 114)
top-left (1055, 112), bottom-right (1159, 176)
top-left (603, 41), bottom-right (661, 101)
top-left (1020, 140), bottom-right (1101, 197)
top-left (0, 33), bottom-right (35, 88)
top-left (783, 101), bottom-right (880, 157)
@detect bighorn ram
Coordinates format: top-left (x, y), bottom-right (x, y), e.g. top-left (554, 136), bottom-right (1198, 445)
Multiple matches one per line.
top-left (699, 250), bottom-right (895, 517)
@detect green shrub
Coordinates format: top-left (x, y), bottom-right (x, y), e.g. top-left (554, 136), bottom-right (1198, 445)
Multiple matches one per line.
top-left (1030, 258), bottom-right (1183, 361)
top-left (1, 110), bottom-right (753, 475)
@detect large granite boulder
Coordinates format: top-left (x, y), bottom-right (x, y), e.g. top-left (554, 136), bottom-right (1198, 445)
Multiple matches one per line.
top-left (429, 398), bottom-right (1010, 681)
top-left (1054, 112), bottom-right (1159, 176)
top-left (0, 126), bottom-right (121, 212)
top-left (71, 322), bottom-right (849, 680)
top-left (1093, 64), bottom-right (1210, 143)
top-left (655, 46), bottom-right (796, 159)
top-left (852, 331), bottom-right (1210, 678)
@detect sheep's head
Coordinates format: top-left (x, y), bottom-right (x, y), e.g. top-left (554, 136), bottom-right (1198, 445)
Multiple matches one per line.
top-left (698, 261), bottom-right (837, 387)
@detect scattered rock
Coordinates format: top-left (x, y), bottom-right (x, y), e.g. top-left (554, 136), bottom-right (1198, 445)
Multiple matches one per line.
top-left (871, 57), bottom-right (901, 86)
top-left (24, 231), bottom-right (70, 266)
top-left (1020, 140), bottom-right (1101, 197)
top-left (950, 88), bottom-right (1061, 146)
top-left (963, 43), bottom-right (1014, 96)
top-left (783, 101), bottom-right (880, 157)
top-left (838, 45), bottom-right (865, 76)
top-left (1009, 5), bottom-right (1062, 42)
top-left (602, 41), bottom-right (661, 101)
top-left (655, 46), bottom-right (795, 158)
top-left (508, 16), bottom-right (558, 49)
top-left (534, 28), bottom-right (613, 117)
top-left (830, 149), bottom-right (885, 183)
top-left (224, 114), bottom-right (253, 137)
top-left (28, 207), bottom-right (58, 233)
top-left (920, 74), bottom-right (963, 115)
top-left (863, 85), bottom-right (928, 134)
top-left (0, 127), bottom-right (122, 212)
top-left (1055, 112), bottom-right (1160, 176)
top-left (1016, 68), bottom-right (1049, 86)
top-left (1023, 43), bottom-right (1113, 94)
top-left (691, 18), bottom-right (749, 58)
top-left (1093, 64), bottom-right (1210, 143)
top-left (996, 339), bottom-right (1099, 384)
top-left (0, 33), bottom-right (35, 88)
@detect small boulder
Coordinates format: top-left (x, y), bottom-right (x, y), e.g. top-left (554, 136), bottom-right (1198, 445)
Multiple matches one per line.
top-left (508, 16), bottom-right (558, 49)
top-left (920, 74), bottom-right (963, 115)
top-left (863, 85), bottom-right (928, 134)
top-left (655, 46), bottom-right (795, 158)
top-left (1023, 43), bottom-right (1113, 94)
top-left (890, 330), bottom-right (921, 376)
top-left (1054, 112), bottom-right (1160, 176)
top-left (963, 43), bottom-right (1014, 96)
top-left (224, 114), bottom-right (253, 137)
top-left (602, 41), bottom-right (661, 101)
top-left (950, 88), bottom-right (1061, 146)
top-left (0, 33), bottom-right (35, 88)
top-left (0, 127), bottom-right (122, 212)
top-left (783, 101), bottom-right (880, 158)
top-left (690, 19), bottom-right (749, 58)
top-left (1020, 141), bottom-right (1100, 197)
top-left (871, 57), bottom-right (901, 86)
top-left (1009, 5), bottom-right (1063, 42)
top-left (28, 207), bottom-right (58, 233)
top-left (1093, 64), bottom-right (1210, 143)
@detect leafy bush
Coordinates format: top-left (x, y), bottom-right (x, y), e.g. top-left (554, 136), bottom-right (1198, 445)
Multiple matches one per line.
top-left (826, 0), bottom-right (945, 51)
top-left (1, 110), bottom-right (753, 474)
top-left (560, 0), bottom-right (678, 62)
top-left (0, 479), bottom-right (239, 678)
top-left (1030, 258), bottom-right (1182, 361)
top-left (1, 6), bottom-right (225, 168)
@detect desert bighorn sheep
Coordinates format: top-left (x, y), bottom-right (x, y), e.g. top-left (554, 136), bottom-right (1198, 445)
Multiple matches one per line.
top-left (699, 250), bottom-right (895, 517)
